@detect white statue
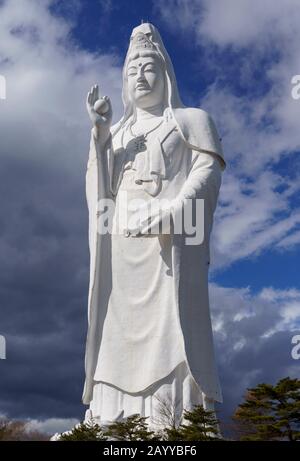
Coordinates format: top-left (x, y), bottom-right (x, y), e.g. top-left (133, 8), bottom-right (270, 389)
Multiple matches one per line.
top-left (83, 23), bottom-right (225, 427)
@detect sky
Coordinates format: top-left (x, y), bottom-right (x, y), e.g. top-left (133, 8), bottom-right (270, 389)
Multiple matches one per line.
top-left (0, 0), bottom-right (299, 436)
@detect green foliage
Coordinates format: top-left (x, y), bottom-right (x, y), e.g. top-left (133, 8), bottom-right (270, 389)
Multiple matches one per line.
top-left (234, 377), bottom-right (300, 441)
top-left (59, 420), bottom-right (107, 441)
top-left (59, 406), bottom-right (221, 442)
top-left (105, 414), bottom-right (155, 441)
top-left (163, 405), bottom-right (221, 441)
top-left (3, 377), bottom-right (298, 442)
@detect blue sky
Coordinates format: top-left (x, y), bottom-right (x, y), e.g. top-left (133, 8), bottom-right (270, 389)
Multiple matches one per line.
top-left (0, 0), bottom-right (299, 436)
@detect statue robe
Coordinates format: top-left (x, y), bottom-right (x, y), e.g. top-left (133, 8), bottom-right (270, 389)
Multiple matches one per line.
top-left (82, 107), bottom-right (225, 407)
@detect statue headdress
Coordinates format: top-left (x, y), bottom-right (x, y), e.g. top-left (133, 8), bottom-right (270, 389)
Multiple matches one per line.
top-left (112, 22), bottom-right (184, 136)
top-left (129, 31), bottom-right (157, 52)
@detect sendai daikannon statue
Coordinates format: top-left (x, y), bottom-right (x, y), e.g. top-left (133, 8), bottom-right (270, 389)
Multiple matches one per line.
top-left (83, 23), bottom-right (225, 426)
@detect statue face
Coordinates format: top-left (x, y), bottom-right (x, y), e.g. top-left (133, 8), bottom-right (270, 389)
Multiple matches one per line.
top-left (127, 54), bottom-right (165, 109)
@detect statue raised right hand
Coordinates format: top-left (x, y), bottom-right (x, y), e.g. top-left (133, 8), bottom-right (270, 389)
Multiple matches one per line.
top-left (86, 84), bottom-right (112, 144)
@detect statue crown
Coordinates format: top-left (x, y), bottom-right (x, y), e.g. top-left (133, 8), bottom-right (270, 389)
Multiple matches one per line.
top-left (130, 32), bottom-right (156, 52)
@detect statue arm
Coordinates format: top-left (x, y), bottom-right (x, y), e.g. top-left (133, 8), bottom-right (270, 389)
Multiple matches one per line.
top-left (173, 150), bottom-right (222, 211)
top-left (86, 130), bottom-right (113, 206)
top-left (85, 84), bottom-right (114, 210)
top-left (170, 151), bottom-right (222, 239)
top-left (133, 150), bottom-right (222, 236)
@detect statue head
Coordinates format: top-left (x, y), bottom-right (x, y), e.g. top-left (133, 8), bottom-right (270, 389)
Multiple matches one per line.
top-left (126, 47), bottom-right (165, 110)
top-left (113, 23), bottom-right (184, 135)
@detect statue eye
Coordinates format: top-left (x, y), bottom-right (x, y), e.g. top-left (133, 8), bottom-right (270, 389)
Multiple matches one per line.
top-left (128, 68), bottom-right (137, 76)
top-left (144, 66), bottom-right (155, 74)
top-left (144, 65), bottom-right (155, 73)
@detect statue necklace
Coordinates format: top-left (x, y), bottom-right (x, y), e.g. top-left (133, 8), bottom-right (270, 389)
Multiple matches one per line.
top-left (127, 118), bottom-right (164, 154)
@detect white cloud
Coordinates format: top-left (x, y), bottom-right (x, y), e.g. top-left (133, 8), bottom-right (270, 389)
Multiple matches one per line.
top-left (211, 173), bottom-right (300, 267)
top-left (0, 0), bottom-right (123, 283)
top-left (155, 0), bottom-right (300, 49)
top-left (210, 282), bottom-right (300, 353)
top-left (0, 412), bottom-right (79, 436)
top-left (259, 286), bottom-right (300, 331)
top-left (276, 229), bottom-right (300, 249)
top-left (194, 0), bottom-right (299, 48)
top-left (0, 0), bottom-right (123, 168)
top-left (26, 417), bottom-right (79, 435)
top-left (209, 282), bottom-right (300, 410)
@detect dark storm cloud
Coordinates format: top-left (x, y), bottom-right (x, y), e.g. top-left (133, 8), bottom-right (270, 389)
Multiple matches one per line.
top-left (0, 144), bottom-right (89, 420)
top-left (0, 0), bottom-right (124, 427)
top-left (211, 284), bottom-right (300, 426)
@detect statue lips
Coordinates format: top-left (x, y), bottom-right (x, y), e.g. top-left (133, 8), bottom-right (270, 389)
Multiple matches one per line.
top-left (136, 83), bottom-right (149, 91)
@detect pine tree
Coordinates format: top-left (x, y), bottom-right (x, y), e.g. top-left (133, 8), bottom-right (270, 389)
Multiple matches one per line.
top-left (233, 377), bottom-right (300, 441)
top-left (59, 420), bottom-right (107, 441)
top-left (105, 414), bottom-right (155, 441)
top-left (164, 405), bottom-right (221, 441)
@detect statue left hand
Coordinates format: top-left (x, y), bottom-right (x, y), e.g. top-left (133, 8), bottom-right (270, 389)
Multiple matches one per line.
top-left (127, 200), bottom-right (178, 236)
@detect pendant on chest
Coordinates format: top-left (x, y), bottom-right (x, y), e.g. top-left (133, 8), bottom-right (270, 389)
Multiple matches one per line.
top-left (132, 134), bottom-right (147, 154)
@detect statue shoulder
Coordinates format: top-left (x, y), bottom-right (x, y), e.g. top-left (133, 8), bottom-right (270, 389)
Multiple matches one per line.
top-left (172, 107), bottom-right (225, 168)
top-left (173, 107), bottom-right (216, 135)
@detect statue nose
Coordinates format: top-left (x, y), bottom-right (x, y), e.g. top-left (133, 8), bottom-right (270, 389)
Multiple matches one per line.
top-left (137, 69), bottom-right (146, 81)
